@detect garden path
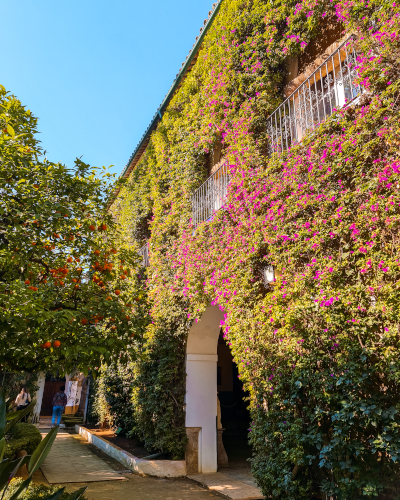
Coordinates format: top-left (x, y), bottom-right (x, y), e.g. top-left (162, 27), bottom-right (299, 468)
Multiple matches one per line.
top-left (40, 429), bottom-right (125, 483)
top-left (35, 428), bottom-right (221, 500)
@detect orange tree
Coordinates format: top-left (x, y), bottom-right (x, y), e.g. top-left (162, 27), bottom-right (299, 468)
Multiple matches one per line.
top-left (0, 86), bottom-right (148, 374)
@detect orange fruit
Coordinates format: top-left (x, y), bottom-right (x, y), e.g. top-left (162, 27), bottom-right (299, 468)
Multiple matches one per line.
top-left (25, 279), bottom-right (30, 285)
top-left (53, 340), bottom-right (61, 348)
top-left (125, 316), bottom-right (130, 320)
top-left (81, 318), bottom-right (88, 325)
top-left (33, 184), bottom-right (39, 188)
top-left (89, 224), bottom-right (95, 231)
top-left (114, 290), bottom-right (121, 296)
top-left (94, 250), bottom-right (100, 255)
top-left (44, 341), bottom-right (51, 349)
top-left (102, 224), bottom-right (107, 231)
top-left (31, 242), bottom-right (36, 246)
top-left (67, 257), bottom-right (73, 262)
top-left (120, 275), bottom-right (126, 280)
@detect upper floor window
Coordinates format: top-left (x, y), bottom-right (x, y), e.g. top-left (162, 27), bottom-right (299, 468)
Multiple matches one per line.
top-left (267, 35), bottom-right (361, 155)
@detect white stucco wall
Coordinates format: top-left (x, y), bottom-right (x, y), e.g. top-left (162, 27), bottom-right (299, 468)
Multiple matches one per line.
top-left (32, 372), bottom-right (46, 423)
top-left (185, 306), bottom-right (225, 474)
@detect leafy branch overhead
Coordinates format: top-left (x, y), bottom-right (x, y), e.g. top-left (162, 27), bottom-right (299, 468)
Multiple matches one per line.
top-left (0, 86), bottom-right (149, 374)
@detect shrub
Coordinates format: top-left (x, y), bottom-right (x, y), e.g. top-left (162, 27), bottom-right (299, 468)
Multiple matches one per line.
top-left (10, 423), bottom-right (42, 454)
top-left (90, 361), bottom-right (136, 434)
top-left (5, 423), bottom-right (42, 459)
top-left (4, 480), bottom-right (88, 500)
top-left (4, 438), bottom-right (29, 460)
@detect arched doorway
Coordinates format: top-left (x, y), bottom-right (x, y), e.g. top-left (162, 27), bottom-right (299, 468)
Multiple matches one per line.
top-left (186, 306), bottom-right (223, 473)
top-left (185, 306), bottom-right (251, 475)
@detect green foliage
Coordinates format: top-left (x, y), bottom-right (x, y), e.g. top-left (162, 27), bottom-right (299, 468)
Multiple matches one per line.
top-left (109, 0), bottom-right (400, 496)
top-left (9, 424), bottom-right (42, 455)
top-left (3, 480), bottom-right (88, 500)
top-left (4, 438), bottom-right (29, 461)
top-left (5, 404), bottom-right (35, 436)
top-left (0, 86), bottom-right (147, 374)
top-left (89, 360), bottom-right (136, 434)
top-left (132, 316), bottom-right (188, 459)
top-left (0, 391), bottom-right (85, 500)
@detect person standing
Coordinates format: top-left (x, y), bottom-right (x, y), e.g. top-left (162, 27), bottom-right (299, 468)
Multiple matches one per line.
top-left (15, 387), bottom-right (32, 422)
top-left (51, 386), bottom-right (67, 428)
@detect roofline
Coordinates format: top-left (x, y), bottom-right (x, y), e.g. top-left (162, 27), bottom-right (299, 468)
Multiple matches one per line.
top-left (108, 0), bottom-right (223, 206)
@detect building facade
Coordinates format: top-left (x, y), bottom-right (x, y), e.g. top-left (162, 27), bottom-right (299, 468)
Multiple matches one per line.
top-left (109, 0), bottom-right (400, 497)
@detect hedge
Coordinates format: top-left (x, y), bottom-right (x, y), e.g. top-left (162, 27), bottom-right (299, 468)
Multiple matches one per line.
top-left (5, 423), bottom-right (42, 459)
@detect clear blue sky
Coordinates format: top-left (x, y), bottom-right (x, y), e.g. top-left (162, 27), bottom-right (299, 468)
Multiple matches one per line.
top-left (1, 0), bottom-right (214, 176)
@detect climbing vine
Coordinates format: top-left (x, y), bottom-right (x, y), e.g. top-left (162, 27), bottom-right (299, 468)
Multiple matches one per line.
top-left (109, 0), bottom-right (400, 496)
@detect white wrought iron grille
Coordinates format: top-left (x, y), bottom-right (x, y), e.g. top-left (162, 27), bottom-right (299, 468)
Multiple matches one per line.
top-left (138, 243), bottom-right (149, 267)
top-left (266, 36), bottom-right (362, 154)
top-left (192, 161), bottom-right (230, 227)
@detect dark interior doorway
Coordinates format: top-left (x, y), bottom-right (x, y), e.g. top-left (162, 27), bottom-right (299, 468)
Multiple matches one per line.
top-left (217, 331), bottom-right (252, 473)
top-left (40, 374), bottom-right (66, 416)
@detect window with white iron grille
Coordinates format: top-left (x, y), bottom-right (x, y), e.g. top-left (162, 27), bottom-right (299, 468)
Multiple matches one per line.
top-left (192, 161), bottom-right (230, 228)
top-left (138, 243), bottom-right (149, 267)
top-left (267, 36), bottom-right (362, 154)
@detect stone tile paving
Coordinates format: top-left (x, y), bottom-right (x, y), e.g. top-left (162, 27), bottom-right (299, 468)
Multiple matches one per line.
top-left (40, 430), bottom-right (124, 483)
top-left (34, 431), bottom-right (221, 500)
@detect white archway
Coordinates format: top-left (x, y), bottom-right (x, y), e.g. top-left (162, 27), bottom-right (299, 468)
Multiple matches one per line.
top-left (185, 305), bottom-right (224, 474)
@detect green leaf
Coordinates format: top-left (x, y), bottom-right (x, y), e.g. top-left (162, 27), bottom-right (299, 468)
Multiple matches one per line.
top-left (28, 426), bottom-right (58, 476)
top-left (65, 486), bottom-right (88, 500)
top-left (6, 124), bottom-right (15, 137)
top-left (5, 401), bottom-right (35, 434)
top-left (8, 477), bottom-right (32, 500)
top-left (0, 390), bottom-right (6, 440)
top-left (43, 487), bottom-right (66, 500)
top-left (0, 456), bottom-right (30, 491)
top-left (0, 437), bottom-right (5, 461)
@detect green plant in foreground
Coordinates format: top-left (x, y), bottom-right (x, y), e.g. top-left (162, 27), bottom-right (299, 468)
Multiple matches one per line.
top-left (3, 481), bottom-right (87, 500)
top-left (0, 390), bottom-right (86, 500)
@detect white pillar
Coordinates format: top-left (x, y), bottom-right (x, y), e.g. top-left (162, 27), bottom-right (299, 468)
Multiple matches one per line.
top-left (33, 373), bottom-right (46, 422)
top-left (186, 354), bottom-right (218, 473)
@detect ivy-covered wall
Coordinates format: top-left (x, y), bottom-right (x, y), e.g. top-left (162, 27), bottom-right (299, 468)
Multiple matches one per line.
top-left (109, 0), bottom-right (400, 497)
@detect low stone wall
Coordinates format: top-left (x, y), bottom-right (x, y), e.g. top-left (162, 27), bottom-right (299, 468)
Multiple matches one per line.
top-left (75, 425), bottom-right (186, 478)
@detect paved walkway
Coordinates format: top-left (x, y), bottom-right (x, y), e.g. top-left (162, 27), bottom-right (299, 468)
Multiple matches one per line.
top-left (38, 427), bottom-right (263, 499)
top-left (40, 430), bottom-right (124, 483)
top-left (36, 428), bottom-right (220, 499)
top-left (188, 473), bottom-right (263, 500)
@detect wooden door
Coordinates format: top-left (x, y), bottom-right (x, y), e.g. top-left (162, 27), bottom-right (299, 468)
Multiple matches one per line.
top-left (40, 381), bottom-right (64, 416)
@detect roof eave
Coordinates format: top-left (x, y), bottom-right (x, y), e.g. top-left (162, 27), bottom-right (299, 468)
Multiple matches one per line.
top-left (117, 0), bottom-right (223, 183)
